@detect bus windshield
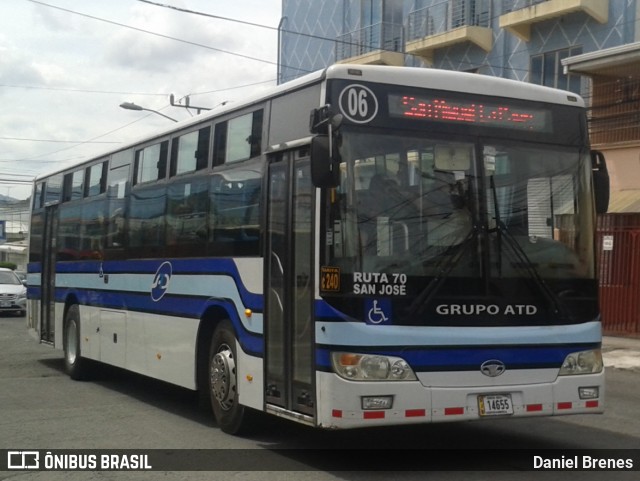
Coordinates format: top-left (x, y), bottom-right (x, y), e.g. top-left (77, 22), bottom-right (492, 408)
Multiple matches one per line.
top-left (321, 129), bottom-right (598, 326)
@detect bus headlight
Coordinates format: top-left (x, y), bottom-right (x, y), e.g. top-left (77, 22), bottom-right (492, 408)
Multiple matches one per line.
top-left (558, 349), bottom-right (603, 376)
top-left (331, 352), bottom-right (417, 381)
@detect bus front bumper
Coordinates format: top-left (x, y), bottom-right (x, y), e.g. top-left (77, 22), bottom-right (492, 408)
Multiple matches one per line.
top-left (315, 370), bottom-right (605, 429)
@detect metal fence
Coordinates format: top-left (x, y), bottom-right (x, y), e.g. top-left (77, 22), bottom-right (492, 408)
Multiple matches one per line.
top-left (335, 22), bottom-right (404, 62)
top-left (597, 213), bottom-right (640, 336)
top-left (407, 0), bottom-right (492, 41)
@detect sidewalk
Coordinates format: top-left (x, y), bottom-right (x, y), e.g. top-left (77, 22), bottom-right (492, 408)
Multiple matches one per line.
top-left (602, 336), bottom-right (640, 372)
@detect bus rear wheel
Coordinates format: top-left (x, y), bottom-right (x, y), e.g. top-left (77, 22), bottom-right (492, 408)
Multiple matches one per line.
top-left (64, 304), bottom-right (91, 380)
top-left (209, 321), bottom-right (249, 435)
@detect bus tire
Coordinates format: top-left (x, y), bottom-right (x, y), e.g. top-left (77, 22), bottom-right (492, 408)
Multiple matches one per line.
top-left (64, 304), bottom-right (91, 381)
top-left (209, 321), bottom-right (249, 435)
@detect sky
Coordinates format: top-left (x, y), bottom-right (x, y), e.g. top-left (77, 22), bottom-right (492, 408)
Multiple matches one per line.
top-left (0, 0), bottom-right (282, 200)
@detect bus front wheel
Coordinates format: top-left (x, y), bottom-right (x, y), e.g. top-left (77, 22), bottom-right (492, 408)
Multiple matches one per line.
top-left (63, 304), bottom-right (91, 380)
top-left (208, 321), bottom-right (249, 435)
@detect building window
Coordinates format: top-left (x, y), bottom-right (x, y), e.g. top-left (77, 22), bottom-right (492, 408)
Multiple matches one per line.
top-left (361, 0), bottom-right (382, 28)
top-left (530, 46), bottom-right (583, 94)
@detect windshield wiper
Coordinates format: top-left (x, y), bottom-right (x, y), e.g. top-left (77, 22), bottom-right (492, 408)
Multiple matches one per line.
top-left (405, 226), bottom-right (478, 318)
top-left (489, 176), bottom-right (571, 320)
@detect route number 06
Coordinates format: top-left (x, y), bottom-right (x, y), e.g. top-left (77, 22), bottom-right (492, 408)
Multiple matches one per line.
top-left (338, 85), bottom-right (379, 124)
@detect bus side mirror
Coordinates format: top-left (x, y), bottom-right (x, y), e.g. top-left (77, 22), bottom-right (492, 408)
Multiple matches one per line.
top-left (309, 105), bottom-right (342, 188)
top-left (591, 150), bottom-right (609, 214)
top-left (311, 135), bottom-right (340, 188)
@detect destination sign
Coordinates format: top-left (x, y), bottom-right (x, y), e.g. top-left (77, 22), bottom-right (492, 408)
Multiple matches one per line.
top-left (388, 93), bottom-right (552, 132)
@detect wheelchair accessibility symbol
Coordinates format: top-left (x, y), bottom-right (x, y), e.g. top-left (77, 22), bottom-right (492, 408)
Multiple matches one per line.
top-left (365, 298), bottom-right (392, 325)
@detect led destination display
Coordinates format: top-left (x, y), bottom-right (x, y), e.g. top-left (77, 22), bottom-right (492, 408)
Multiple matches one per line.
top-left (388, 93), bottom-right (552, 132)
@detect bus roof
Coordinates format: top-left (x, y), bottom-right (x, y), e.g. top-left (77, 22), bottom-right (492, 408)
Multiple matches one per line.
top-left (323, 64), bottom-right (584, 107)
top-left (34, 64), bottom-right (583, 182)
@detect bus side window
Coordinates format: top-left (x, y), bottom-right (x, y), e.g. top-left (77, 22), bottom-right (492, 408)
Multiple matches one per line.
top-left (58, 203), bottom-right (83, 261)
top-left (45, 174), bottom-right (63, 205)
top-left (166, 178), bottom-right (209, 258)
top-left (29, 211), bottom-right (44, 263)
top-left (213, 122), bottom-right (227, 166)
top-left (105, 150), bottom-right (132, 260)
top-left (129, 184), bottom-right (167, 259)
top-left (81, 198), bottom-right (106, 260)
top-left (33, 182), bottom-right (45, 210)
top-left (86, 161), bottom-right (108, 197)
top-left (212, 109), bottom-right (263, 166)
top-left (170, 127), bottom-right (211, 176)
top-left (135, 141), bottom-right (168, 185)
top-left (209, 167), bottom-right (261, 256)
top-left (62, 170), bottom-right (84, 203)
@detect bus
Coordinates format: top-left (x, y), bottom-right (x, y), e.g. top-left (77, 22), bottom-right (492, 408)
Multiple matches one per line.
top-left (27, 64), bottom-right (609, 434)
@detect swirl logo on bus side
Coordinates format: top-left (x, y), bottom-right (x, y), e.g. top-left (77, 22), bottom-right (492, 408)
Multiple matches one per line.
top-left (151, 261), bottom-right (172, 302)
top-left (338, 84), bottom-right (378, 124)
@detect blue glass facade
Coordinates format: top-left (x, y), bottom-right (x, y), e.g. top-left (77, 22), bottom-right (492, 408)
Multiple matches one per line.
top-left (279, 0), bottom-right (638, 86)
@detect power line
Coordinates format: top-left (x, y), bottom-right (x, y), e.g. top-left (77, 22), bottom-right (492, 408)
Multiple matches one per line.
top-left (0, 178), bottom-right (34, 184)
top-left (0, 77), bottom-right (276, 101)
top-left (25, 0), bottom-right (640, 84)
top-left (189, 78), bottom-right (276, 97)
top-left (25, 0), bottom-right (308, 73)
top-left (2, 106), bottom-right (172, 165)
top-left (1, 76), bottom-right (278, 162)
top-left (137, 0), bottom-right (389, 62)
top-left (136, 0), bottom-right (275, 30)
top-left (0, 170), bottom-right (41, 177)
top-left (0, 137), bottom-right (121, 144)
top-left (0, 84), bottom-right (167, 96)
top-left (12, 0), bottom-right (638, 171)
top-left (138, 0), bottom-right (640, 79)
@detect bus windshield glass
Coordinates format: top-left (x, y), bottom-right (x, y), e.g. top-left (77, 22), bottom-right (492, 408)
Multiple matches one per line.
top-left (321, 129), bottom-right (597, 326)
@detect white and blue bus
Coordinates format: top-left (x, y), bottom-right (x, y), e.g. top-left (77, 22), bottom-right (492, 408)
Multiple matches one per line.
top-left (27, 65), bottom-right (609, 434)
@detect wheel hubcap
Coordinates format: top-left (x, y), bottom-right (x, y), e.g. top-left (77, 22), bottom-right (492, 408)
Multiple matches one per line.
top-left (210, 344), bottom-right (236, 411)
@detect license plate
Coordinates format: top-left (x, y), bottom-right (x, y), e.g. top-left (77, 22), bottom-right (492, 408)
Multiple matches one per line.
top-left (0, 301), bottom-right (10, 307)
top-left (478, 394), bottom-right (514, 416)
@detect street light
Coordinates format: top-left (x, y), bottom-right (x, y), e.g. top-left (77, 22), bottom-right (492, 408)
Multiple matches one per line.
top-left (119, 102), bottom-right (178, 122)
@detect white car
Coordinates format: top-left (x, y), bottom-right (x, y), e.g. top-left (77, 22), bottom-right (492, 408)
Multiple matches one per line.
top-left (0, 268), bottom-right (27, 316)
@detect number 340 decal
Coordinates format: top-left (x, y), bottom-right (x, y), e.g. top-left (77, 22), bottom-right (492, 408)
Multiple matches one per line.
top-left (338, 84), bottom-right (379, 124)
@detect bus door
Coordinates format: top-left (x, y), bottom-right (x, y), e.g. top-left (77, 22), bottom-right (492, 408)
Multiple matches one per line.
top-left (40, 204), bottom-right (58, 344)
top-left (265, 149), bottom-right (315, 417)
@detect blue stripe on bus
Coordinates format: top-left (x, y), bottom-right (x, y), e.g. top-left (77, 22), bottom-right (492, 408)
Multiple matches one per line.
top-left (315, 343), bottom-right (600, 372)
top-left (28, 258), bottom-right (265, 357)
top-left (29, 258), bottom-right (263, 310)
top-left (30, 285), bottom-right (263, 325)
top-left (30, 286), bottom-right (264, 357)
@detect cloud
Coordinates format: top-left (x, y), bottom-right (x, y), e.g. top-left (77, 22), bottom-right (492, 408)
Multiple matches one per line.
top-left (0, 39), bottom-right (47, 87)
top-left (0, 0), bottom-right (281, 199)
top-left (104, 3), bottom-right (250, 73)
top-left (31, 0), bottom-right (83, 32)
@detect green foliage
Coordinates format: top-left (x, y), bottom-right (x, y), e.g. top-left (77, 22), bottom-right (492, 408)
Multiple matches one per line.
top-left (0, 262), bottom-right (17, 270)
